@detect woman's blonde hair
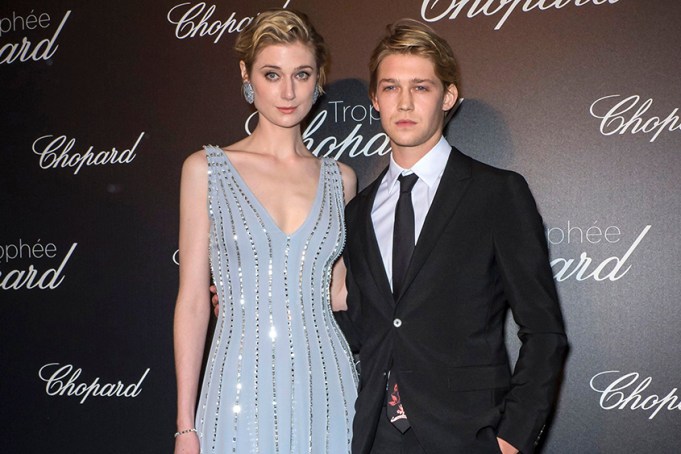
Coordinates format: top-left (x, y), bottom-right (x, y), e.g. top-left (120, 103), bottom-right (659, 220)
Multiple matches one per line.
top-left (369, 19), bottom-right (459, 98)
top-left (235, 9), bottom-right (329, 92)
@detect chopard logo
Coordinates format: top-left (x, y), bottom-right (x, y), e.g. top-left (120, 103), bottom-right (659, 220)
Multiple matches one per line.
top-left (0, 241), bottom-right (77, 291)
top-left (0, 10), bottom-right (71, 64)
top-left (32, 132), bottom-right (144, 175)
top-left (547, 223), bottom-right (650, 282)
top-left (166, 1), bottom-right (290, 43)
top-left (590, 94), bottom-right (681, 143)
top-left (420, 0), bottom-right (621, 30)
top-left (39, 363), bottom-right (151, 404)
top-left (590, 370), bottom-right (681, 419)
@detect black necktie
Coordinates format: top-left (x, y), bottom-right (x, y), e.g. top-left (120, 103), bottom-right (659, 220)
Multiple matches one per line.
top-left (386, 173), bottom-right (418, 433)
top-left (392, 173), bottom-right (419, 299)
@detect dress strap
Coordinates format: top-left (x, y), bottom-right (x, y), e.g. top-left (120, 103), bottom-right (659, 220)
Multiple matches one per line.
top-left (322, 157), bottom-right (344, 200)
top-left (204, 145), bottom-right (226, 168)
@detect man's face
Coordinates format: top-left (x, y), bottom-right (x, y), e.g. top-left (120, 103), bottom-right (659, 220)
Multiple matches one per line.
top-left (371, 53), bottom-right (457, 156)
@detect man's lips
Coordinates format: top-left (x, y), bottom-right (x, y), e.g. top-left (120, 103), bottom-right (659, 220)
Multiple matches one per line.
top-left (395, 119), bottom-right (416, 126)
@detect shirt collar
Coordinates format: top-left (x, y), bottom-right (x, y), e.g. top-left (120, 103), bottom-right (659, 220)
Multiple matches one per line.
top-left (386, 136), bottom-right (451, 195)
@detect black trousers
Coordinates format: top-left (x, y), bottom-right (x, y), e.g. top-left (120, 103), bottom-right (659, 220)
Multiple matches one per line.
top-left (369, 408), bottom-right (426, 454)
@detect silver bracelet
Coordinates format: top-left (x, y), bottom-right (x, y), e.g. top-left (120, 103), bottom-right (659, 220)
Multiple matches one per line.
top-left (174, 428), bottom-right (197, 438)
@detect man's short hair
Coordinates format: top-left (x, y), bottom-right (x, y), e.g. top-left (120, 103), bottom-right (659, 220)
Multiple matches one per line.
top-left (369, 19), bottom-right (459, 98)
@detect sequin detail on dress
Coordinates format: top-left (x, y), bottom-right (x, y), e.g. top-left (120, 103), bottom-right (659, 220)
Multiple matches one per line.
top-left (198, 146), bottom-right (358, 453)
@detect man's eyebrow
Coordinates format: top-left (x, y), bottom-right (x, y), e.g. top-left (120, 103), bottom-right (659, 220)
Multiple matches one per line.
top-left (377, 78), bottom-right (437, 84)
top-left (410, 78), bottom-right (437, 84)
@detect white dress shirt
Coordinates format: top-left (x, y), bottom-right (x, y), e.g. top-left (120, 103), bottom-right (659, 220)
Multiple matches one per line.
top-left (371, 136), bottom-right (452, 288)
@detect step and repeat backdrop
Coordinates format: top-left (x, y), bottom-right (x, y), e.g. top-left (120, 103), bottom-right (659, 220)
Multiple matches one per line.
top-left (1, 0), bottom-right (679, 452)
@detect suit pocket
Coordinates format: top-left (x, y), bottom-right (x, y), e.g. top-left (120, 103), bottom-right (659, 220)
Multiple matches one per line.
top-left (447, 364), bottom-right (511, 392)
top-left (476, 426), bottom-right (504, 453)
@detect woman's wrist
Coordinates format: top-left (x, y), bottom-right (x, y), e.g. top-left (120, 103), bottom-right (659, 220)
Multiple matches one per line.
top-left (174, 427), bottom-right (197, 438)
top-left (176, 412), bottom-right (196, 430)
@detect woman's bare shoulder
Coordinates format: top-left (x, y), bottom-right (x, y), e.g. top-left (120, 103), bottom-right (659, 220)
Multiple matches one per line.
top-left (182, 149), bottom-right (209, 177)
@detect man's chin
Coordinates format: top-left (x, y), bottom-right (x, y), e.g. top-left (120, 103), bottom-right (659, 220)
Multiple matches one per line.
top-left (387, 133), bottom-right (422, 148)
top-left (391, 137), bottom-right (428, 150)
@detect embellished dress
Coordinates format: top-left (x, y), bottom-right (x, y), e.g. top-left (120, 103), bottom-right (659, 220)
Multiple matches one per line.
top-left (197, 146), bottom-right (358, 453)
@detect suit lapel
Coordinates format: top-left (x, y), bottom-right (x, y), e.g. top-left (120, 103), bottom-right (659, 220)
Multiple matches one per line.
top-left (395, 148), bottom-right (473, 303)
top-left (355, 167), bottom-right (394, 304)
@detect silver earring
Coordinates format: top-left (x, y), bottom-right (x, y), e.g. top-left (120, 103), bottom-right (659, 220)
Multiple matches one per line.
top-left (242, 81), bottom-right (254, 104)
top-left (312, 86), bottom-right (320, 104)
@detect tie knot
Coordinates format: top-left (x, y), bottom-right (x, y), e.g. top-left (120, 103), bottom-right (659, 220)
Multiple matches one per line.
top-left (398, 173), bottom-right (419, 193)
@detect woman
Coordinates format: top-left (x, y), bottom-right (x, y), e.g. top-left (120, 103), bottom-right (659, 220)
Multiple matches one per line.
top-left (173, 9), bottom-right (358, 454)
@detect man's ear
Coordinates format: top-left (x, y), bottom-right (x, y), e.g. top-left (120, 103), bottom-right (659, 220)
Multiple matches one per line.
top-left (442, 84), bottom-right (458, 111)
top-left (239, 61), bottom-right (248, 82)
top-left (371, 92), bottom-right (380, 112)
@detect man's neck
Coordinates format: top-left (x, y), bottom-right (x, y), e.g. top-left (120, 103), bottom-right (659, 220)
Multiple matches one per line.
top-left (391, 134), bottom-right (444, 169)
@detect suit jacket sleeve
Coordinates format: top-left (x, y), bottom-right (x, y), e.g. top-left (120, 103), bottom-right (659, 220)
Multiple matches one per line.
top-left (333, 200), bottom-right (364, 355)
top-left (333, 250), bottom-right (363, 354)
top-left (493, 172), bottom-right (568, 454)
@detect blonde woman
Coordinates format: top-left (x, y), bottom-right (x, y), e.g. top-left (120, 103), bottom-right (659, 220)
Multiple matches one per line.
top-left (173, 9), bottom-right (358, 454)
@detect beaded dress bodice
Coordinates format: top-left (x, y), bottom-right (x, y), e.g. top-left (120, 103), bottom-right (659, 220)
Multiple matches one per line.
top-left (196, 146), bottom-right (358, 454)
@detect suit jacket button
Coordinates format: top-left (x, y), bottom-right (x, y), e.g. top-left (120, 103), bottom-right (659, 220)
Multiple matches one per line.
top-left (393, 318), bottom-right (402, 327)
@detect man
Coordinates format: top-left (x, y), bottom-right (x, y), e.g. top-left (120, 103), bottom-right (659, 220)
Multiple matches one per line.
top-left (340, 19), bottom-right (568, 454)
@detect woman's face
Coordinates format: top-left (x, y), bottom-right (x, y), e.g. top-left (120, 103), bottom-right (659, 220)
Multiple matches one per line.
top-left (241, 41), bottom-right (318, 130)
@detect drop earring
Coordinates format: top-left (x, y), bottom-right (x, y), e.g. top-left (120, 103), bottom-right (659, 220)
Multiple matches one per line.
top-left (312, 86), bottom-right (320, 104)
top-left (242, 81), bottom-right (254, 104)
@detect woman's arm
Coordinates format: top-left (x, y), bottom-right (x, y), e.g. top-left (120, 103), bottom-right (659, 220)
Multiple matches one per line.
top-left (173, 151), bottom-right (211, 453)
top-left (330, 162), bottom-right (357, 312)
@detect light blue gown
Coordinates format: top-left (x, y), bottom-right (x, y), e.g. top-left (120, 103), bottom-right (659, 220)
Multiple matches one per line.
top-left (196, 146), bottom-right (358, 453)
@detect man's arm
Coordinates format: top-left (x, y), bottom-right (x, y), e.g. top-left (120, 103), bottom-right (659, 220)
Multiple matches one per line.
top-left (333, 251), bottom-right (363, 354)
top-left (493, 172), bottom-right (568, 454)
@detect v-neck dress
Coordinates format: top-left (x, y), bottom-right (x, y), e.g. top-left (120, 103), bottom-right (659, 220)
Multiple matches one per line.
top-left (197, 146), bottom-right (358, 453)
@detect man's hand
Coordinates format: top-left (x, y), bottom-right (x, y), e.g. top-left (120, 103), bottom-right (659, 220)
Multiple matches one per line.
top-left (210, 284), bottom-right (219, 317)
top-left (497, 437), bottom-right (519, 454)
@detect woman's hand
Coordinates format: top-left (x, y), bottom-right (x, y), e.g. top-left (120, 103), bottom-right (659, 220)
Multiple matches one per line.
top-left (210, 284), bottom-right (219, 317)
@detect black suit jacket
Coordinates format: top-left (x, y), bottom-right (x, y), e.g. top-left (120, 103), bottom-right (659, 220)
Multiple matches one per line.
top-left (341, 147), bottom-right (568, 454)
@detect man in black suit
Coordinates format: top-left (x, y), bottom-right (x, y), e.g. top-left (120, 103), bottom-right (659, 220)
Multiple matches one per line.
top-left (340, 19), bottom-right (568, 454)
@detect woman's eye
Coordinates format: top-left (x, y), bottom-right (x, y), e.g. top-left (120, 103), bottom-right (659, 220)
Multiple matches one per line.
top-left (296, 71), bottom-right (311, 80)
top-left (265, 72), bottom-right (279, 80)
